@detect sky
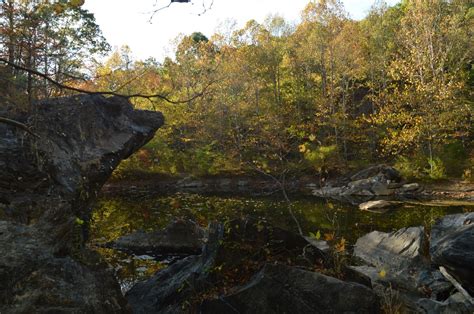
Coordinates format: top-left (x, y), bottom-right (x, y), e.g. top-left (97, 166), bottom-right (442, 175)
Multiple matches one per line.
top-left (83, 0), bottom-right (400, 61)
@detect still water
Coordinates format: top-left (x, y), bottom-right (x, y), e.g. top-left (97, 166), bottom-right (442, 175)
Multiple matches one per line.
top-left (89, 192), bottom-right (473, 292)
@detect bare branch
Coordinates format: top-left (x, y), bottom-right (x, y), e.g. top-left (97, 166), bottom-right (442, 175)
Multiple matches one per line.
top-left (0, 57), bottom-right (214, 104)
top-left (0, 117), bottom-right (40, 138)
top-left (198, 0), bottom-right (214, 16)
top-left (439, 266), bottom-right (474, 305)
top-left (149, 0), bottom-right (192, 23)
top-left (253, 166), bottom-right (303, 236)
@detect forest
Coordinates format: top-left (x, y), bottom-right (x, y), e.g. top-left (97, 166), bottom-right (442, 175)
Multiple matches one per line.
top-left (1, 0), bottom-right (472, 181)
top-left (0, 0), bottom-right (474, 313)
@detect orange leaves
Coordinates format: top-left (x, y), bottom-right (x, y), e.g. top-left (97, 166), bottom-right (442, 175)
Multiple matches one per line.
top-left (334, 237), bottom-right (346, 253)
top-left (69, 0), bottom-right (85, 8)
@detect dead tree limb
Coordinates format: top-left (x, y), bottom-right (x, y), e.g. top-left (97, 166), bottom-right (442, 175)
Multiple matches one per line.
top-left (0, 117), bottom-right (40, 138)
top-left (0, 57), bottom-right (214, 104)
top-left (439, 266), bottom-right (474, 304)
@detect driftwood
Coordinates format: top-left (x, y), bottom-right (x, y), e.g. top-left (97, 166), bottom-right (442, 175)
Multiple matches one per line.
top-left (0, 116), bottom-right (40, 138)
top-left (439, 266), bottom-right (474, 305)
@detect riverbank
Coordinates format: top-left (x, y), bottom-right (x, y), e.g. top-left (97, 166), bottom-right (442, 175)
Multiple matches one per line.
top-left (103, 171), bottom-right (474, 202)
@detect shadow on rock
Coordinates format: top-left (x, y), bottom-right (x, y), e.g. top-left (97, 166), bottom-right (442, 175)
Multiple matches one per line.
top-left (127, 218), bottom-right (379, 313)
top-left (0, 95), bottom-right (163, 313)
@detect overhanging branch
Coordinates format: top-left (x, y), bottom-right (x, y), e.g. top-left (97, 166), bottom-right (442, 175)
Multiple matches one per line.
top-left (0, 57), bottom-right (213, 104)
top-left (0, 117), bottom-right (40, 138)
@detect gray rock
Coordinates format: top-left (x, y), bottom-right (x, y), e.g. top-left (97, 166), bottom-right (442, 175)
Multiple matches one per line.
top-left (354, 227), bottom-right (426, 270)
top-left (304, 236), bottom-right (330, 252)
top-left (430, 213), bottom-right (474, 294)
top-left (400, 183), bottom-right (422, 192)
top-left (350, 223), bottom-right (474, 311)
top-left (0, 94), bottom-right (163, 312)
top-left (372, 182), bottom-right (395, 196)
top-left (0, 221), bottom-right (129, 313)
top-left (312, 186), bottom-right (345, 197)
top-left (359, 200), bottom-right (401, 212)
top-left (350, 165), bottom-right (401, 182)
top-left (417, 293), bottom-right (474, 314)
top-left (311, 165), bottom-right (420, 199)
top-left (110, 220), bottom-right (206, 255)
top-left (348, 178), bottom-right (374, 189)
top-left (202, 264), bottom-right (380, 314)
top-left (342, 186), bottom-right (374, 196)
top-left (430, 212), bottom-right (474, 249)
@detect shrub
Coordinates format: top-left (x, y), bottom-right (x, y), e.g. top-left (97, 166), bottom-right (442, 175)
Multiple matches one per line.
top-left (425, 157), bottom-right (446, 180)
top-left (394, 156), bottom-right (423, 180)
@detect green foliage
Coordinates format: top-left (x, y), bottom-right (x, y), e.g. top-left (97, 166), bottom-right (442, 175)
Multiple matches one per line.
top-left (394, 156), bottom-right (423, 180)
top-left (309, 230), bottom-right (321, 240)
top-left (395, 154), bottom-right (448, 181)
top-left (0, 0), bottom-right (109, 102)
top-left (425, 157), bottom-right (447, 181)
top-left (302, 144), bottom-right (338, 173)
top-left (438, 142), bottom-right (469, 177)
top-left (90, 0), bottom-right (472, 179)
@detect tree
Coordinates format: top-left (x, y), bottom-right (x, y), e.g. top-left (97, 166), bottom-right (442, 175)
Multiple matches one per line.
top-left (0, 0), bottom-right (109, 108)
top-left (371, 0), bottom-right (472, 162)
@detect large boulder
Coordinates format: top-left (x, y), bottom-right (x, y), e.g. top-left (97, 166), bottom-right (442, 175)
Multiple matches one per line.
top-left (352, 221), bottom-right (474, 312)
top-left (0, 221), bottom-right (129, 313)
top-left (354, 227), bottom-right (427, 270)
top-left (201, 264), bottom-right (379, 314)
top-left (417, 293), bottom-right (474, 314)
top-left (311, 165), bottom-right (422, 200)
top-left (430, 213), bottom-right (474, 295)
top-left (351, 226), bottom-right (455, 311)
top-left (0, 95), bottom-right (163, 312)
top-left (350, 165), bottom-right (402, 182)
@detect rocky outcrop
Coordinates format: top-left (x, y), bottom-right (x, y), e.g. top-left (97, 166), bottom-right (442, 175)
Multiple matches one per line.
top-left (109, 219), bottom-right (206, 255)
top-left (126, 218), bottom-right (360, 313)
top-left (0, 95), bottom-right (163, 312)
top-left (354, 227), bottom-right (427, 270)
top-left (201, 264), bottom-right (379, 314)
top-left (312, 165), bottom-right (423, 202)
top-left (430, 213), bottom-right (474, 295)
top-left (351, 215), bottom-right (474, 313)
top-left (0, 221), bottom-right (129, 313)
top-left (417, 293), bottom-right (474, 314)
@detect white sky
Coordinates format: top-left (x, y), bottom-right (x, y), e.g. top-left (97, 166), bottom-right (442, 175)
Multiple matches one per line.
top-left (83, 0), bottom-right (400, 61)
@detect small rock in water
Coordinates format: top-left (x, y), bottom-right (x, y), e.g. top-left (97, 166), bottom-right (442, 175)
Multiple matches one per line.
top-left (359, 200), bottom-right (400, 212)
top-left (401, 183), bottom-right (421, 192)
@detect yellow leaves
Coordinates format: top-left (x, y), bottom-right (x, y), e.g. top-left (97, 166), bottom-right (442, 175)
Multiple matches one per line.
top-left (170, 199), bottom-right (181, 209)
top-left (324, 232), bottom-right (335, 242)
top-left (69, 0), bottom-right (85, 8)
top-left (53, 3), bottom-right (65, 14)
top-left (75, 217), bottom-right (85, 225)
top-left (309, 230), bottom-right (321, 240)
top-left (334, 237), bottom-right (346, 253)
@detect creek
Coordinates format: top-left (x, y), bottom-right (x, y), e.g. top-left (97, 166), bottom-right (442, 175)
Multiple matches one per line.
top-left (89, 191), bottom-right (473, 292)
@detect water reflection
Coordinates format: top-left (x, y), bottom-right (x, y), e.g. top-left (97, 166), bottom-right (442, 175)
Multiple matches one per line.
top-left (90, 192), bottom-right (473, 291)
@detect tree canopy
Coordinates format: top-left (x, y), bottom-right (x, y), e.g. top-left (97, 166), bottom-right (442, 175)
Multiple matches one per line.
top-left (1, 0), bottom-right (472, 180)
